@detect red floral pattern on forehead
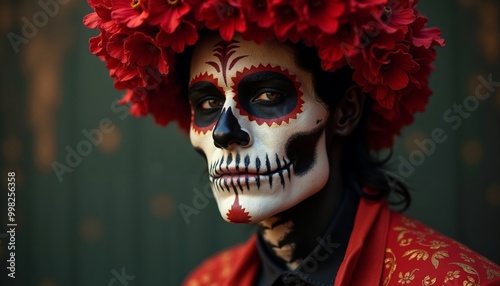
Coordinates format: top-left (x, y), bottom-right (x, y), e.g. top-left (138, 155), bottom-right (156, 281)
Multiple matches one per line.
top-left (84, 0), bottom-right (444, 150)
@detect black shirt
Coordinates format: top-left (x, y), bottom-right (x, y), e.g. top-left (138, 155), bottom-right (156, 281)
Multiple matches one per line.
top-left (255, 189), bottom-right (359, 286)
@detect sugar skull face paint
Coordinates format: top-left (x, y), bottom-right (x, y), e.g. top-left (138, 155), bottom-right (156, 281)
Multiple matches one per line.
top-left (189, 34), bottom-right (330, 223)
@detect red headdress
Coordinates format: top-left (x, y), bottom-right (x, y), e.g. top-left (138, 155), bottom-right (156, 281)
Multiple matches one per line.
top-left (84, 0), bottom-right (444, 150)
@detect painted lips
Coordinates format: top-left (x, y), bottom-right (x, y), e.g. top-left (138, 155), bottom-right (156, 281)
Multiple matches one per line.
top-left (208, 153), bottom-right (294, 192)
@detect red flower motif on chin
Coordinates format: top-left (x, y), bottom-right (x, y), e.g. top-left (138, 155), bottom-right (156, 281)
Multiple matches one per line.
top-left (302, 0), bottom-right (345, 34)
top-left (198, 0), bottom-right (247, 41)
top-left (124, 32), bottom-right (170, 74)
top-left (148, 0), bottom-right (191, 33)
top-left (156, 21), bottom-right (198, 53)
top-left (111, 0), bottom-right (150, 28)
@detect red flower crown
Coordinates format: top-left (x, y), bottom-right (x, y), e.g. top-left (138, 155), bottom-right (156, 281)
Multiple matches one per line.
top-left (84, 0), bottom-right (444, 150)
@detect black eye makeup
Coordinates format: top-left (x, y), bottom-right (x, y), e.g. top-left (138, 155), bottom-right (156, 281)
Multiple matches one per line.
top-left (233, 68), bottom-right (303, 125)
top-left (188, 80), bottom-right (225, 129)
top-left (189, 66), bottom-right (304, 132)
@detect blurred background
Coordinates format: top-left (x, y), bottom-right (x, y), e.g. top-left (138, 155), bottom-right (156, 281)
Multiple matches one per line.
top-left (1, 0), bottom-right (499, 285)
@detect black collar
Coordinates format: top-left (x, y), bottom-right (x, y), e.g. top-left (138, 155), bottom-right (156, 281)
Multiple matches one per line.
top-left (255, 189), bottom-right (359, 286)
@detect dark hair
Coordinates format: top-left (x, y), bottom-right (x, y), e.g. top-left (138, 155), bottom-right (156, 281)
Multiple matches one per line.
top-left (293, 43), bottom-right (411, 211)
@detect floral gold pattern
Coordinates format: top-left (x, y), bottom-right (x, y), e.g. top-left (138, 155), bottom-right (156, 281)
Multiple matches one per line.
top-left (382, 214), bottom-right (500, 285)
top-left (421, 275), bottom-right (436, 285)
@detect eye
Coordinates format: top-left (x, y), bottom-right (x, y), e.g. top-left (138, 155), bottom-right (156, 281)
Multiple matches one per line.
top-left (200, 98), bottom-right (224, 110)
top-left (253, 91), bottom-right (284, 103)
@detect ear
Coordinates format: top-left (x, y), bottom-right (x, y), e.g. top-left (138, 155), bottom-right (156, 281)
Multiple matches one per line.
top-left (331, 86), bottom-right (365, 137)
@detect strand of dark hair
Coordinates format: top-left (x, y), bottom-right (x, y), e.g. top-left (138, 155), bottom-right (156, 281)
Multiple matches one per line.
top-left (294, 43), bottom-right (411, 211)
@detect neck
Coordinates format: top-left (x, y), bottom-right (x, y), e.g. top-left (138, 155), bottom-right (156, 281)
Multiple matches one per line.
top-left (257, 143), bottom-right (344, 269)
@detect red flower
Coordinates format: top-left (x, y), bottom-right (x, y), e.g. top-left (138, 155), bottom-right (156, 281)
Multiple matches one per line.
top-left (89, 34), bottom-right (106, 57)
top-left (107, 31), bottom-right (129, 62)
top-left (302, 0), bottom-right (345, 34)
top-left (378, 47), bottom-right (418, 90)
top-left (198, 0), bottom-right (247, 41)
top-left (83, 12), bottom-right (101, 29)
top-left (352, 44), bottom-right (418, 108)
top-left (156, 21), bottom-right (198, 53)
top-left (87, 0), bottom-right (113, 9)
top-left (124, 32), bottom-right (170, 74)
top-left (408, 16), bottom-right (445, 48)
top-left (349, 0), bottom-right (387, 12)
top-left (269, 0), bottom-right (303, 38)
top-left (111, 0), bottom-right (150, 28)
top-left (118, 89), bottom-right (149, 117)
top-left (241, 22), bottom-right (274, 44)
top-left (376, 0), bottom-right (415, 34)
top-left (148, 0), bottom-right (191, 33)
top-left (84, 3), bottom-right (119, 33)
top-left (242, 0), bottom-right (274, 28)
top-left (316, 23), bottom-right (360, 71)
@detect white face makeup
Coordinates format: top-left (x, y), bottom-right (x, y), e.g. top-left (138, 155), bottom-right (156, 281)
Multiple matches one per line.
top-left (189, 34), bottom-right (330, 223)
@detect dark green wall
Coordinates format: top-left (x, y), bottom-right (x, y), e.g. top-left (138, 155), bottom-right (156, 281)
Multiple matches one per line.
top-left (1, 0), bottom-right (499, 285)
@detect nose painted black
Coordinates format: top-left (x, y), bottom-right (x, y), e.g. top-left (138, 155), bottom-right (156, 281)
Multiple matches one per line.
top-left (213, 107), bottom-right (250, 149)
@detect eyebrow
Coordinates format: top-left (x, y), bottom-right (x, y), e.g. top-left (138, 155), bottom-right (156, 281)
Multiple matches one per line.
top-left (188, 81), bottom-right (221, 98)
top-left (238, 71), bottom-right (291, 85)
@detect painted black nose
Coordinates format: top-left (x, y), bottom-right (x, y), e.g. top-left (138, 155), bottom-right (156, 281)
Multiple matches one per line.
top-left (213, 107), bottom-right (250, 149)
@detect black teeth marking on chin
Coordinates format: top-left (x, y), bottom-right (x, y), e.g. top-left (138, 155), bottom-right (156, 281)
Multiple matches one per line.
top-left (235, 152), bottom-right (240, 172)
top-left (237, 177), bottom-right (243, 192)
top-left (226, 153), bottom-right (233, 171)
top-left (212, 159), bottom-right (219, 175)
top-left (244, 154), bottom-right (250, 190)
top-left (266, 154), bottom-right (273, 188)
top-left (244, 155), bottom-right (250, 172)
top-left (276, 153), bottom-right (285, 188)
top-left (219, 155), bottom-right (224, 173)
top-left (224, 178), bottom-right (230, 193)
top-left (256, 172), bottom-right (260, 189)
top-left (230, 179), bottom-right (238, 194)
top-left (245, 175), bottom-right (250, 190)
top-left (284, 157), bottom-right (291, 181)
top-left (256, 157), bottom-right (261, 173)
top-left (265, 154), bottom-right (271, 172)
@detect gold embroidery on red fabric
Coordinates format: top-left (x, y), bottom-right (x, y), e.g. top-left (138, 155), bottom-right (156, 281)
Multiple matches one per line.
top-left (397, 269), bottom-right (419, 284)
top-left (421, 275), bottom-right (436, 285)
top-left (483, 263), bottom-right (500, 280)
top-left (400, 216), bottom-right (417, 228)
top-left (462, 275), bottom-right (480, 286)
top-left (451, 240), bottom-right (473, 253)
top-left (384, 248), bottom-right (397, 286)
top-left (403, 249), bottom-right (429, 261)
top-left (449, 262), bottom-right (481, 284)
top-left (460, 253), bottom-right (476, 263)
top-left (430, 251), bottom-right (449, 269)
top-left (444, 270), bottom-right (461, 283)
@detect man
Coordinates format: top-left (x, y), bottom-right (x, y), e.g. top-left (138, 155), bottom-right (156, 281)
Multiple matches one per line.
top-left (84, 0), bottom-right (500, 285)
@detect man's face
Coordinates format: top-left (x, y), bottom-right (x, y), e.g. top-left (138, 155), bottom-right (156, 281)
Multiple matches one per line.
top-left (189, 34), bottom-right (330, 223)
